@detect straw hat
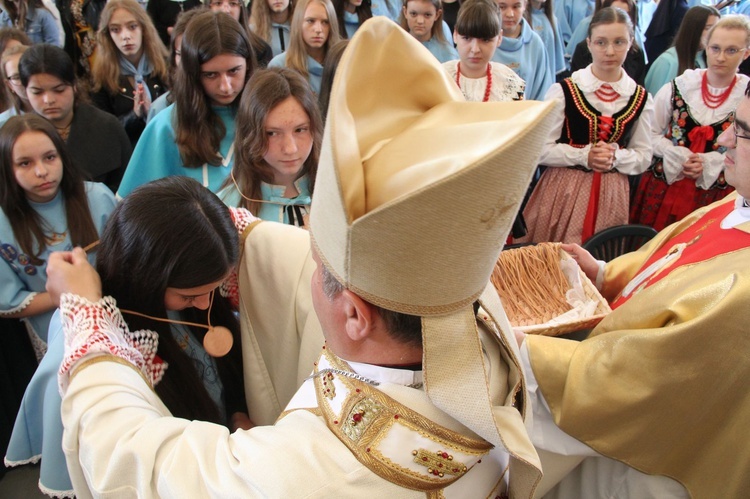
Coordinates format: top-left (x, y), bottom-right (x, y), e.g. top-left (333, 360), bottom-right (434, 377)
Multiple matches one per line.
top-left (309, 17), bottom-right (556, 497)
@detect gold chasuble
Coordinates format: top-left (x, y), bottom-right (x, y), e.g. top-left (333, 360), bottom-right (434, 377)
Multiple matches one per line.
top-left (527, 195), bottom-right (750, 498)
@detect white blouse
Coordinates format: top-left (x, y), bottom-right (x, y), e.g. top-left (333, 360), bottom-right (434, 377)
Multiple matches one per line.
top-left (539, 65), bottom-right (655, 175)
top-left (442, 60), bottom-right (526, 103)
top-left (651, 69), bottom-right (749, 189)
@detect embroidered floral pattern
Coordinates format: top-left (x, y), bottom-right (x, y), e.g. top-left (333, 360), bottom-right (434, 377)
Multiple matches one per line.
top-left (656, 81), bottom-right (731, 188)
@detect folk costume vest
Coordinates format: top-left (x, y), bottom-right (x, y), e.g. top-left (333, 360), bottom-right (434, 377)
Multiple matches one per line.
top-left (556, 77), bottom-right (648, 163)
top-left (553, 78), bottom-right (647, 240)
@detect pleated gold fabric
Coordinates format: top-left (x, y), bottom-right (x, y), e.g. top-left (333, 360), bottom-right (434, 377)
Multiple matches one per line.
top-left (528, 195), bottom-right (750, 498)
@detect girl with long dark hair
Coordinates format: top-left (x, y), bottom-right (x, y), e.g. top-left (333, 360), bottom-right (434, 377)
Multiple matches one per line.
top-left (117, 11), bottom-right (256, 197)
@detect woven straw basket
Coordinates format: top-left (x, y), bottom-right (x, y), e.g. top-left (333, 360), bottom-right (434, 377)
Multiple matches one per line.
top-left (491, 243), bottom-right (611, 336)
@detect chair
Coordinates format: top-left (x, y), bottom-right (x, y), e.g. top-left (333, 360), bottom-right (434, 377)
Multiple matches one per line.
top-left (582, 224), bottom-right (658, 262)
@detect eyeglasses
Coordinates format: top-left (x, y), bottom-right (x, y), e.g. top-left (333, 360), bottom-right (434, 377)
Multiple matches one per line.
top-left (732, 121), bottom-right (750, 147)
top-left (209, 0), bottom-right (241, 7)
top-left (706, 45), bottom-right (747, 57)
top-left (590, 39), bottom-right (630, 52)
top-left (6, 74), bottom-right (21, 84)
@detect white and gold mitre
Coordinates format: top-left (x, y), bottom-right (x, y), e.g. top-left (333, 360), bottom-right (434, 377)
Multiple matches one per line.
top-left (309, 17), bottom-right (556, 498)
top-left (310, 18), bottom-right (554, 315)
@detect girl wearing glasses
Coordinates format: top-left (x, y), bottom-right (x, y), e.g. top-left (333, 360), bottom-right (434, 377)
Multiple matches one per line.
top-left (631, 15), bottom-right (750, 231)
top-left (644, 5), bottom-right (720, 96)
top-left (0, 45), bottom-right (32, 125)
top-left (520, 7), bottom-right (653, 245)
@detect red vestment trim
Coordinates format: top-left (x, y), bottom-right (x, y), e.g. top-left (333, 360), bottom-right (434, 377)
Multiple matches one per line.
top-left (611, 201), bottom-right (750, 308)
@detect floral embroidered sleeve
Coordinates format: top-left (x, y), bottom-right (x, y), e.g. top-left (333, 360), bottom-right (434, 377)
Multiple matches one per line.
top-left (220, 207), bottom-right (260, 309)
top-left (57, 293), bottom-right (166, 395)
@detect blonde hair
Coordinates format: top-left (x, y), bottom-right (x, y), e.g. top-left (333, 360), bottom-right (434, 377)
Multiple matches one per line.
top-left (250, 0), bottom-right (296, 42)
top-left (399, 0), bottom-right (447, 44)
top-left (1, 45), bottom-right (29, 113)
top-left (707, 14), bottom-right (750, 47)
top-left (286, 0), bottom-right (340, 78)
top-left (92, 0), bottom-right (169, 94)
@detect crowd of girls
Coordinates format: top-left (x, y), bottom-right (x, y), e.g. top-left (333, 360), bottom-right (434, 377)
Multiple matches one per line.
top-left (117, 10), bottom-right (255, 197)
top-left (3, 2), bottom-right (750, 497)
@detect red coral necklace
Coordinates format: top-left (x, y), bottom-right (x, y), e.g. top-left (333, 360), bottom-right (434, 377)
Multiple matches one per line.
top-left (456, 62), bottom-right (492, 102)
top-left (594, 83), bottom-right (620, 103)
top-left (702, 72), bottom-right (737, 109)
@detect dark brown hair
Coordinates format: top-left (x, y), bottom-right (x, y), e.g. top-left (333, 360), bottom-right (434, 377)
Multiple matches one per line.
top-left (673, 5), bottom-right (721, 75)
top-left (0, 114), bottom-right (98, 265)
top-left (97, 176), bottom-right (244, 424)
top-left (173, 11), bottom-right (255, 167)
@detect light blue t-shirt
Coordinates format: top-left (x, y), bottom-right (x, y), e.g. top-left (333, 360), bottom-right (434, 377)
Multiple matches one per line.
top-left (421, 36), bottom-right (459, 63)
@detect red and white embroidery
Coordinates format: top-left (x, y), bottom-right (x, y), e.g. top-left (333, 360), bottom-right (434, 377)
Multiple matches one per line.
top-left (58, 294), bottom-right (166, 394)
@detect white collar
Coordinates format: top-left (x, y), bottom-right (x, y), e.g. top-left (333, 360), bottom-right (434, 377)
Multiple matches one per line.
top-left (572, 65), bottom-right (636, 96)
top-left (347, 360), bottom-right (424, 387)
top-left (721, 196), bottom-right (750, 228)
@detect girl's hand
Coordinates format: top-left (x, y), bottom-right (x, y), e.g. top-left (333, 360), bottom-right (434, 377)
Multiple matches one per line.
top-left (588, 141), bottom-right (616, 172)
top-left (133, 83), bottom-right (150, 118)
top-left (561, 243), bottom-right (600, 283)
top-left (682, 154), bottom-right (703, 179)
top-left (46, 248), bottom-right (102, 305)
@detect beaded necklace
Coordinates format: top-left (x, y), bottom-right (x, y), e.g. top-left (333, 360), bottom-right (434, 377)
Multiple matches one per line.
top-left (594, 83), bottom-right (620, 103)
top-left (701, 72), bottom-right (737, 109)
top-left (456, 62), bottom-right (492, 102)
